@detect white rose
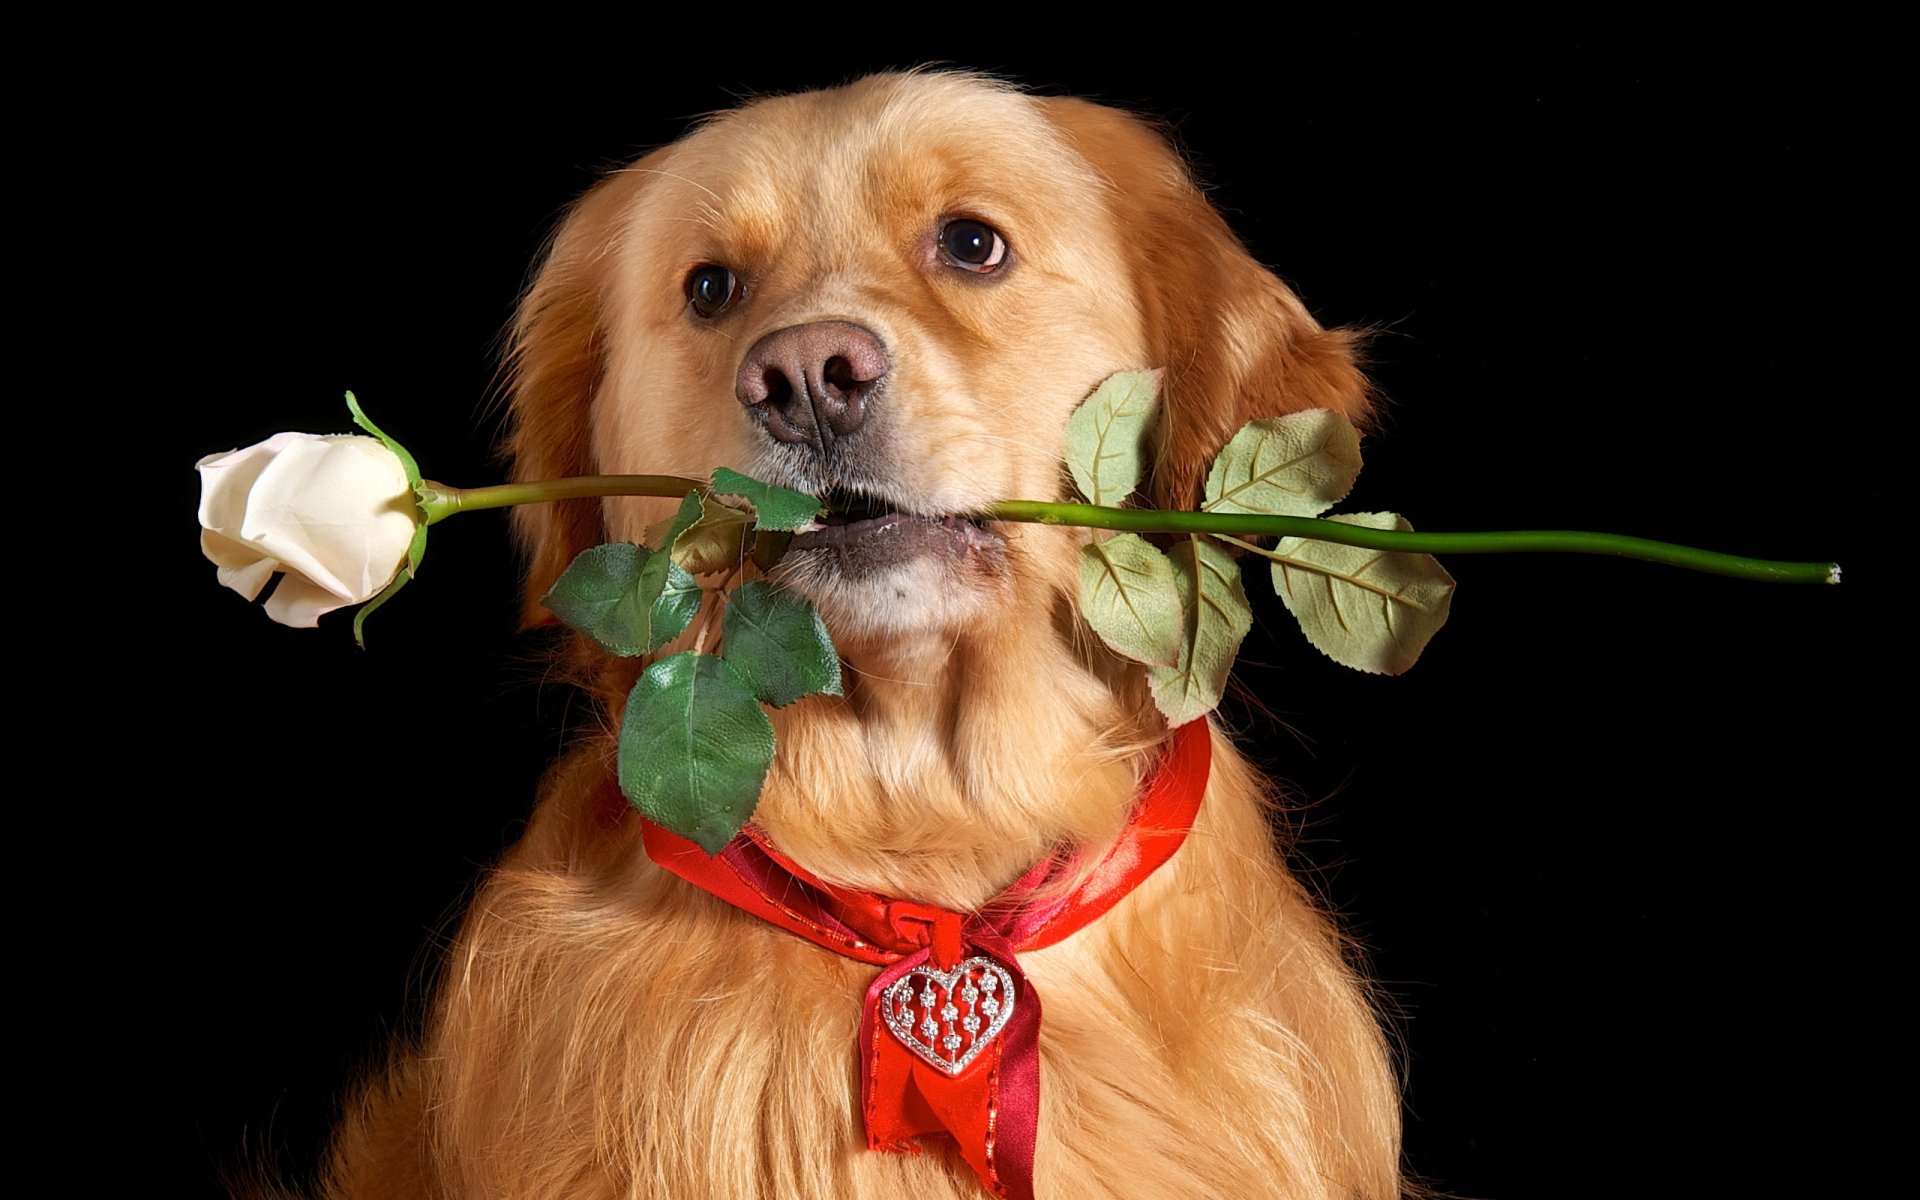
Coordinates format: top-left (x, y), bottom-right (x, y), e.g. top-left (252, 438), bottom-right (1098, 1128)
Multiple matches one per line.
top-left (197, 433), bottom-right (419, 628)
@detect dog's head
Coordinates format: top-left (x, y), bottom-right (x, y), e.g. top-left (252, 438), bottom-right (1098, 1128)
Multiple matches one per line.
top-left (507, 71), bottom-right (1369, 649)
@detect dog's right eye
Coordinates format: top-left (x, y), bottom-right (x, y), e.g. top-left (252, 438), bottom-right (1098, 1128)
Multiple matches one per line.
top-left (939, 219), bottom-right (1008, 273)
top-left (685, 265), bottom-right (742, 318)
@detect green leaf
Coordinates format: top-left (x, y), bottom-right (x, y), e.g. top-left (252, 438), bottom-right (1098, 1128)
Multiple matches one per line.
top-left (1063, 368), bottom-right (1162, 507)
top-left (750, 530), bottom-right (794, 572)
top-left (1078, 532), bottom-right (1183, 666)
top-left (647, 491), bottom-right (752, 574)
top-left (709, 468), bottom-right (821, 531)
top-left (720, 581), bottom-right (843, 706)
top-left (1203, 409), bottom-right (1362, 517)
top-left (619, 652), bottom-right (776, 854)
top-left (1268, 512), bottom-right (1455, 675)
top-left (644, 491), bottom-right (706, 550)
top-left (673, 496), bottom-right (754, 574)
top-left (1147, 536), bottom-right (1254, 724)
top-left (631, 546), bottom-right (702, 648)
top-left (541, 542), bottom-right (702, 656)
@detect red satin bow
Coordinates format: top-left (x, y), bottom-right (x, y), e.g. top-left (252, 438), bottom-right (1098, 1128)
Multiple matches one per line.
top-left (641, 720), bottom-right (1212, 1200)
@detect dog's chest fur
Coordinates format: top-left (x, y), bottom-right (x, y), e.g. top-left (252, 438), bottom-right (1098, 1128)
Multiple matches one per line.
top-left (327, 735), bottom-right (1395, 1199)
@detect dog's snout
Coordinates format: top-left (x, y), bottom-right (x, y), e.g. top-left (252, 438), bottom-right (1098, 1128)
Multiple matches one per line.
top-left (736, 321), bottom-right (888, 448)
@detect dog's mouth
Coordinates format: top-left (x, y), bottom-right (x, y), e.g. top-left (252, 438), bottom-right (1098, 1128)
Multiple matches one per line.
top-left (785, 485), bottom-right (1002, 569)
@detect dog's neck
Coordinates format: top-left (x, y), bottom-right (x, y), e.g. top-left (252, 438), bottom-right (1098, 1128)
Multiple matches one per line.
top-left (756, 615), bottom-right (1154, 911)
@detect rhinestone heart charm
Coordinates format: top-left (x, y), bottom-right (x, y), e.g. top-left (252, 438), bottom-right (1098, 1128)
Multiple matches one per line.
top-left (879, 955), bottom-right (1017, 1076)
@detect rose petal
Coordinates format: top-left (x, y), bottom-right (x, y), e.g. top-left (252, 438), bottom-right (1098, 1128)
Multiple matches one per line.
top-left (262, 573), bottom-right (349, 629)
top-left (200, 530), bottom-right (278, 600)
top-left (238, 435), bottom-right (417, 603)
top-left (199, 527), bottom-right (263, 570)
top-left (196, 432), bottom-right (321, 536)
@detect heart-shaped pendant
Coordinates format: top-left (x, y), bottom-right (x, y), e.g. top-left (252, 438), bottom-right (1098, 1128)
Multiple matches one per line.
top-left (879, 955), bottom-right (1017, 1076)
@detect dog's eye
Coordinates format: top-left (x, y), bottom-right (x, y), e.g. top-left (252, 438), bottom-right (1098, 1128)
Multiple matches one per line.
top-left (939, 219), bottom-right (1008, 273)
top-left (685, 265), bottom-right (742, 318)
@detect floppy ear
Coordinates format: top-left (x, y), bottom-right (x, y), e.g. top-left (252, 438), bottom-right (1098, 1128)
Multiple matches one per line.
top-left (1041, 97), bottom-right (1372, 510)
top-left (504, 164), bottom-right (650, 627)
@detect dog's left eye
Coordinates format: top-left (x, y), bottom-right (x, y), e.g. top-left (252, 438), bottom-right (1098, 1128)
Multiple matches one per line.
top-left (685, 264), bottom-right (742, 318)
top-left (939, 219), bottom-right (1008, 273)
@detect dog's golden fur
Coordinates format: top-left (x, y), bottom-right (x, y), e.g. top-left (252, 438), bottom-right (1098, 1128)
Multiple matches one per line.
top-left (324, 72), bottom-right (1400, 1199)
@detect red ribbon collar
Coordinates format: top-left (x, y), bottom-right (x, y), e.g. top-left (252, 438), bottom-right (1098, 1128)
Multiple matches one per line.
top-left (641, 720), bottom-right (1212, 1200)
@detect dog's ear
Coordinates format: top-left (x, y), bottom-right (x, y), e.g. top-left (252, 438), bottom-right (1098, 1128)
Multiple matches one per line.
top-left (504, 164), bottom-right (650, 627)
top-left (1042, 98), bottom-right (1372, 510)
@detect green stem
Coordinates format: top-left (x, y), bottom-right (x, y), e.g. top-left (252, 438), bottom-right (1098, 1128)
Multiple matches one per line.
top-left (984, 500), bottom-right (1838, 585)
top-left (415, 475), bottom-right (1840, 585)
top-left (419, 475), bottom-right (705, 524)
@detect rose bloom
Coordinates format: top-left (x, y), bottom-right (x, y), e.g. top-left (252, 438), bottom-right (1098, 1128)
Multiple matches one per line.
top-left (197, 433), bottom-right (418, 627)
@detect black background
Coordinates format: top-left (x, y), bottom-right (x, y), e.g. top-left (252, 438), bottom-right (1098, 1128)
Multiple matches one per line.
top-left (136, 25), bottom-right (1887, 1199)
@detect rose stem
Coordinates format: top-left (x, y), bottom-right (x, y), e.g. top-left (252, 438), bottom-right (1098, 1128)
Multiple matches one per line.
top-left (416, 477), bottom-right (1839, 586)
top-left (984, 500), bottom-right (1839, 585)
top-left (419, 476), bottom-right (705, 523)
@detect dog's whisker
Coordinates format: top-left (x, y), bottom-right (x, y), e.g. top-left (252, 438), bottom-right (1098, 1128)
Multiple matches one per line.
top-left (950, 431), bottom-right (1056, 457)
top-left (616, 165), bottom-right (724, 206)
top-left (845, 664), bottom-right (938, 687)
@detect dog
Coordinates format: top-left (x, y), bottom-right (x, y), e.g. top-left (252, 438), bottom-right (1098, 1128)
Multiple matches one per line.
top-left (322, 71), bottom-right (1401, 1199)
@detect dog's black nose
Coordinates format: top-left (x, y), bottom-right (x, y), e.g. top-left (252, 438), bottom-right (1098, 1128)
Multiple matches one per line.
top-left (736, 321), bottom-right (887, 448)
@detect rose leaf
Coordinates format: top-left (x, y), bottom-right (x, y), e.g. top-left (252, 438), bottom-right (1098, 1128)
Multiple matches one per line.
top-left (671, 496), bottom-right (754, 574)
top-left (1203, 409), bottom-right (1363, 518)
top-left (1269, 512), bottom-right (1456, 675)
top-left (1147, 536), bottom-right (1254, 725)
top-left (720, 581), bottom-right (843, 707)
top-left (1077, 532), bottom-right (1183, 666)
top-left (750, 530), bottom-right (794, 572)
top-left (709, 468), bottom-right (822, 532)
top-left (542, 543), bottom-right (702, 656)
top-left (646, 491), bottom-right (753, 574)
top-left (1063, 368), bottom-right (1162, 507)
top-left (643, 491), bottom-right (707, 552)
top-left (619, 652), bottom-right (776, 854)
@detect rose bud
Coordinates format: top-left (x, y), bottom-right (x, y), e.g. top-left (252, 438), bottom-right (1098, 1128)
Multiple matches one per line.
top-left (197, 433), bottom-right (419, 627)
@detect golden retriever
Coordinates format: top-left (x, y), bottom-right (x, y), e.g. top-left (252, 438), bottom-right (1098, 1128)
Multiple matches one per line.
top-left (323, 71), bottom-right (1400, 1199)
